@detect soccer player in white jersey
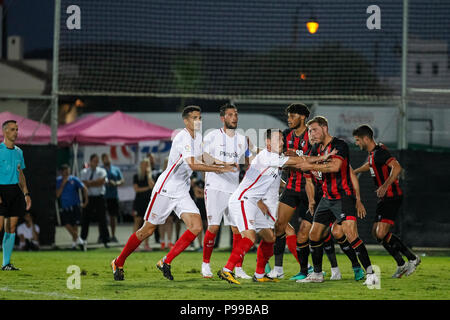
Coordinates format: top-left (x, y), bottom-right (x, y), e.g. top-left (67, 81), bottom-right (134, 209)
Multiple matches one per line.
top-left (217, 129), bottom-right (335, 285)
top-left (201, 103), bottom-right (254, 279)
top-left (111, 106), bottom-right (236, 281)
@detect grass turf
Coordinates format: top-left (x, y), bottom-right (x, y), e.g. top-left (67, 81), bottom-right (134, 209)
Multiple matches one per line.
top-left (0, 248), bottom-right (448, 300)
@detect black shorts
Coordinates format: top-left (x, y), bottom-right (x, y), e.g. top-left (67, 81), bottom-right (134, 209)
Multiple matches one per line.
top-left (106, 198), bottom-right (119, 216)
top-left (375, 196), bottom-right (403, 226)
top-left (313, 195), bottom-right (357, 226)
top-left (60, 205), bottom-right (81, 226)
top-left (280, 189), bottom-right (312, 223)
top-left (0, 184), bottom-right (25, 218)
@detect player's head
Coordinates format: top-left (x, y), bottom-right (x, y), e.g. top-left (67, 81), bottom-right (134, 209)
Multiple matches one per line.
top-left (219, 103), bottom-right (238, 129)
top-left (2, 120), bottom-right (18, 143)
top-left (306, 116), bottom-right (329, 145)
top-left (101, 153), bottom-right (111, 166)
top-left (352, 124), bottom-right (374, 151)
top-left (265, 128), bottom-right (284, 154)
top-left (182, 105), bottom-right (202, 132)
top-left (60, 164), bottom-right (70, 177)
top-left (285, 103), bottom-right (310, 129)
top-left (89, 153), bottom-right (99, 168)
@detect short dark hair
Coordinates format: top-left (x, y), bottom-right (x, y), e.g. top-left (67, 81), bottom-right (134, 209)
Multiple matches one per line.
top-left (60, 164), bottom-right (70, 171)
top-left (2, 120), bottom-right (17, 130)
top-left (306, 116), bottom-right (328, 128)
top-left (264, 128), bottom-right (282, 141)
top-left (90, 154), bottom-right (99, 161)
top-left (285, 103), bottom-right (310, 118)
top-left (182, 105), bottom-right (201, 119)
top-left (352, 124), bottom-right (374, 139)
top-left (101, 153), bottom-right (109, 160)
top-left (219, 103), bottom-right (237, 117)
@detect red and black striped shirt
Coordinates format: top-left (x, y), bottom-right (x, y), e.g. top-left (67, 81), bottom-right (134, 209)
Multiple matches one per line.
top-left (310, 137), bottom-right (355, 200)
top-left (368, 144), bottom-right (403, 199)
top-left (282, 128), bottom-right (311, 192)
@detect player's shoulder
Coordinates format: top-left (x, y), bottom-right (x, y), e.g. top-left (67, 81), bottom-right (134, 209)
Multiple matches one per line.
top-left (282, 128), bottom-right (293, 137)
top-left (204, 128), bottom-right (220, 139)
top-left (172, 129), bottom-right (190, 144)
top-left (332, 137), bottom-right (349, 148)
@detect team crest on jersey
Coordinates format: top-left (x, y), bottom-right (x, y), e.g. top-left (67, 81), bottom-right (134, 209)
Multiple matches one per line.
top-left (249, 220), bottom-right (255, 225)
top-left (301, 140), bottom-right (306, 148)
top-left (184, 145), bottom-right (191, 152)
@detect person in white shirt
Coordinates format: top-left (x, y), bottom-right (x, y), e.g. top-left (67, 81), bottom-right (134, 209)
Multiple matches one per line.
top-left (201, 103), bottom-right (255, 279)
top-left (217, 128), bottom-right (335, 285)
top-left (111, 106), bottom-right (237, 281)
top-left (80, 154), bottom-right (110, 249)
top-left (17, 212), bottom-right (39, 251)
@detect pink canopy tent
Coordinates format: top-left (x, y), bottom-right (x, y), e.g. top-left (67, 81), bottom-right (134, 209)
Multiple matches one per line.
top-left (69, 111), bottom-right (174, 145)
top-left (0, 111), bottom-right (51, 145)
top-left (57, 114), bottom-right (100, 145)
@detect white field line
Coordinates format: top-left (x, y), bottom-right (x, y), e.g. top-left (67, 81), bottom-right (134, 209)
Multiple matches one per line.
top-left (0, 286), bottom-right (106, 300)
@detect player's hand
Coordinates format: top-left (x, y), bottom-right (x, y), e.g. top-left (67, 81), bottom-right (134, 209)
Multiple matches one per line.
top-left (356, 199), bottom-right (366, 219)
top-left (295, 161), bottom-right (311, 171)
top-left (376, 184), bottom-right (388, 198)
top-left (285, 149), bottom-right (298, 157)
top-left (257, 200), bottom-right (269, 215)
top-left (321, 148), bottom-right (337, 161)
top-left (25, 195), bottom-right (32, 211)
top-left (308, 202), bottom-right (315, 216)
top-left (81, 200), bottom-right (88, 208)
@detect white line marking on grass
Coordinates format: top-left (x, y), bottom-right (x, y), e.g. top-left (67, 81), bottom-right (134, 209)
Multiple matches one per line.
top-left (0, 287), bottom-right (106, 300)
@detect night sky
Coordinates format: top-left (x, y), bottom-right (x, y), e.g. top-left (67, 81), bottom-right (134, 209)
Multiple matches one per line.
top-left (3, 0), bottom-right (450, 77)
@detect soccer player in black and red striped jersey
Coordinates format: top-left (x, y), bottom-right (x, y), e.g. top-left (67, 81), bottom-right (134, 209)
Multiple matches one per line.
top-left (296, 116), bottom-right (378, 285)
top-left (352, 124), bottom-right (420, 278)
top-left (272, 103), bottom-right (316, 281)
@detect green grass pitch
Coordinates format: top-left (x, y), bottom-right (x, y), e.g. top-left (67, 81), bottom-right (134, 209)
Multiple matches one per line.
top-left (0, 249), bottom-right (448, 300)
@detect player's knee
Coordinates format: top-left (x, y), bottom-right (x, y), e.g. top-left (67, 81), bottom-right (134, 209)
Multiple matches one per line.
top-left (308, 228), bottom-right (321, 242)
top-left (208, 225), bottom-right (220, 234)
top-left (189, 221), bottom-right (203, 235)
top-left (375, 229), bottom-right (388, 242)
top-left (137, 222), bottom-right (155, 239)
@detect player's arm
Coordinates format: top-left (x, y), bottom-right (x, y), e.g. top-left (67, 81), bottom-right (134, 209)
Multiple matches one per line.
top-left (350, 167), bottom-right (366, 218)
top-left (257, 199), bottom-right (269, 216)
top-left (186, 156), bottom-right (237, 174)
top-left (18, 169), bottom-right (31, 211)
top-left (305, 176), bottom-right (316, 216)
top-left (376, 159), bottom-right (403, 198)
top-left (293, 156), bottom-right (342, 173)
top-left (353, 162), bottom-right (370, 176)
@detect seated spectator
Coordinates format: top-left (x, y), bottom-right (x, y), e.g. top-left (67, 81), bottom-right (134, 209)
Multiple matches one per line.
top-left (17, 212), bottom-right (40, 251)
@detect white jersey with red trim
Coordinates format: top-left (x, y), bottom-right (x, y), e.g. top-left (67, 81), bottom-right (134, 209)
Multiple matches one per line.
top-left (204, 128), bottom-right (250, 193)
top-left (230, 149), bottom-right (288, 202)
top-left (153, 129), bottom-right (203, 198)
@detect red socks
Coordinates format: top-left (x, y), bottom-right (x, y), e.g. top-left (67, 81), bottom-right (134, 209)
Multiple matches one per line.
top-left (232, 233), bottom-right (244, 267)
top-left (225, 237), bottom-right (254, 271)
top-left (286, 234), bottom-right (299, 264)
top-left (116, 232), bottom-right (142, 267)
top-left (202, 230), bottom-right (217, 263)
top-left (255, 240), bottom-right (275, 274)
top-left (165, 229), bottom-right (197, 264)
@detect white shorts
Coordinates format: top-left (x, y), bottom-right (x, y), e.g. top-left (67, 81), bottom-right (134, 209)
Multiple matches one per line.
top-left (229, 199), bottom-right (273, 233)
top-left (205, 188), bottom-right (235, 226)
top-left (261, 198), bottom-right (279, 230)
top-left (144, 191), bottom-right (200, 225)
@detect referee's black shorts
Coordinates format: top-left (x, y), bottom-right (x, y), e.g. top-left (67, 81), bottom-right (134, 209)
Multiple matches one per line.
top-left (0, 184), bottom-right (26, 218)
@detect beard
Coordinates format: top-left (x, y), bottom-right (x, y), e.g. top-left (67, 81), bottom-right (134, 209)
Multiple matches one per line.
top-left (224, 122), bottom-right (237, 129)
